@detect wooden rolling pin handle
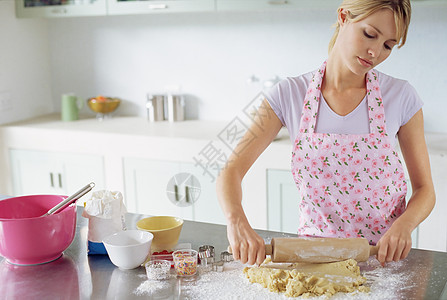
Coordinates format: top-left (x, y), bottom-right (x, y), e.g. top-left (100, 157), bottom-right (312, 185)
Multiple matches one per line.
top-left (370, 245), bottom-right (379, 257)
top-left (227, 244), bottom-right (273, 255)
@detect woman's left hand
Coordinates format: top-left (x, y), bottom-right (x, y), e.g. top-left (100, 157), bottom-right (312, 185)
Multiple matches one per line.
top-left (376, 220), bottom-right (412, 266)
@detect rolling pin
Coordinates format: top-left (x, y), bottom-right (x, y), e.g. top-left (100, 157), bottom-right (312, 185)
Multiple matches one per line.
top-left (229, 237), bottom-right (379, 263)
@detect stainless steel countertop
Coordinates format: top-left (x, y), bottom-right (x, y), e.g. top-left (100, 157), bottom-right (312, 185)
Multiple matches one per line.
top-left (1, 207), bottom-right (447, 300)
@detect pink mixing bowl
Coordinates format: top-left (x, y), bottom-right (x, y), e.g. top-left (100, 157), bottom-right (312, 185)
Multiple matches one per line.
top-left (0, 195), bottom-right (76, 265)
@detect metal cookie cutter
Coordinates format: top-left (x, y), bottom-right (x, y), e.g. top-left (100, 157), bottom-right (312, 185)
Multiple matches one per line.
top-left (198, 245), bottom-right (215, 273)
top-left (213, 260), bottom-right (224, 272)
top-left (212, 251), bottom-right (234, 272)
top-left (220, 251), bottom-right (234, 263)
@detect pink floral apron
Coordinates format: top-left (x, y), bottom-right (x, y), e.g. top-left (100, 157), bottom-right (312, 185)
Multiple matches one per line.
top-left (291, 61), bottom-right (407, 244)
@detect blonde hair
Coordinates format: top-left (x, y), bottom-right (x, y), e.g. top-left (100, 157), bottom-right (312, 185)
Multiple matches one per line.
top-left (328, 0), bottom-right (411, 53)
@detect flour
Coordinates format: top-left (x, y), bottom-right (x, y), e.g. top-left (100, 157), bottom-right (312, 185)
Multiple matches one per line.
top-left (181, 258), bottom-right (412, 300)
top-left (135, 280), bottom-right (169, 296)
top-left (133, 257), bottom-right (413, 299)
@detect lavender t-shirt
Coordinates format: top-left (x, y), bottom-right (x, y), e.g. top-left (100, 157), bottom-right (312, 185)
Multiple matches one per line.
top-left (265, 69), bottom-right (423, 147)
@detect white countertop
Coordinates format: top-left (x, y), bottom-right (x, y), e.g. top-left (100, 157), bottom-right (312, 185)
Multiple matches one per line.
top-left (2, 114), bottom-right (229, 141)
top-left (2, 114), bottom-right (445, 153)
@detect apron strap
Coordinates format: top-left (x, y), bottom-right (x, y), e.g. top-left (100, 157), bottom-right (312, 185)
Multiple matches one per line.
top-left (298, 62), bottom-right (326, 134)
top-left (366, 70), bottom-right (387, 134)
top-left (298, 62), bottom-right (387, 135)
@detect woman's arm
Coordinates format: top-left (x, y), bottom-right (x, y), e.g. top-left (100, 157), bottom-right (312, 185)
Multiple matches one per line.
top-left (217, 99), bottom-right (283, 266)
top-left (377, 109), bottom-right (436, 265)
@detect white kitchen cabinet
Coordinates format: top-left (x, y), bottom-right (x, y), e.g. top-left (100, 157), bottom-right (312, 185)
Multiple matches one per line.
top-left (216, 0), bottom-right (338, 12)
top-left (15, 0), bottom-right (107, 18)
top-left (123, 158), bottom-right (192, 219)
top-left (123, 157), bottom-right (225, 224)
top-left (107, 0), bottom-right (215, 15)
top-left (416, 152), bottom-right (447, 252)
top-left (183, 161), bottom-right (226, 225)
top-left (216, 0), bottom-right (447, 12)
top-left (266, 169), bottom-right (301, 233)
top-left (9, 149), bottom-right (105, 196)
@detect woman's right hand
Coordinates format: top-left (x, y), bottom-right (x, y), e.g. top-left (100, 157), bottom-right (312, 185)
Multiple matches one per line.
top-left (227, 216), bottom-right (265, 266)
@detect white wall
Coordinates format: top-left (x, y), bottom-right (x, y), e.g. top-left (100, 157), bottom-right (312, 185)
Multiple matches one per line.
top-left (47, 9), bottom-right (335, 121)
top-left (0, 0), bottom-right (52, 125)
top-left (1, 2), bottom-right (446, 133)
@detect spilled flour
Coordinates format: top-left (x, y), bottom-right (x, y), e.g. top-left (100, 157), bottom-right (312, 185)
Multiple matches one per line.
top-left (179, 258), bottom-right (413, 300)
top-left (134, 274), bottom-right (173, 297)
top-left (135, 280), bottom-right (170, 295)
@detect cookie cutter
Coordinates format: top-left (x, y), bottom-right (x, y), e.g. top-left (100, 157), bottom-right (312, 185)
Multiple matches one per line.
top-left (220, 251), bottom-right (233, 263)
top-left (198, 245), bottom-right (215, 273)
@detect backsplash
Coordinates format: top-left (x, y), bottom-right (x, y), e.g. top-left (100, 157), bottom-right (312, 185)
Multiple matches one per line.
top-left (1, 1), bottom-right (446, 133)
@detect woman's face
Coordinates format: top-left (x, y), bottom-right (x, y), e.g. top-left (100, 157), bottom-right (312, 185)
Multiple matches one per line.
top-left (336, 8), bottom-right (398, 75)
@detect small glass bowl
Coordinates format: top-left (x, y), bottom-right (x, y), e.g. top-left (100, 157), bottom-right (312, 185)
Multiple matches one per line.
top-left (145, 260), bottom-right (171, 280)
top-left (172, 249), bottom-right (198, 277)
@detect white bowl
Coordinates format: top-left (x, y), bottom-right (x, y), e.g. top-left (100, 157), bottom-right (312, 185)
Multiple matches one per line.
top-left (103, 230), bottom-right (153, 269)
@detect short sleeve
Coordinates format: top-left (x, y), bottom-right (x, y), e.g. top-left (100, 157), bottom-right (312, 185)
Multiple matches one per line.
top-left (401, 82), bottom-right (424, 126)
top-left (264, 81), bottom-right (286, 127)
top-left (262, 74), bottom-right (312, 143)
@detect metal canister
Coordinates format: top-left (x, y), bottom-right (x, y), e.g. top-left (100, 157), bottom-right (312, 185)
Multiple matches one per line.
top-left (147, 94), bottom-right (166, 122)
top-left (166, 94), bottom-right (185, 122)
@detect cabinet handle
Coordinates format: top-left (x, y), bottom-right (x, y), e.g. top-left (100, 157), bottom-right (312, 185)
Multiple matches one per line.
top-left (50, 173), bottom-right (54, 188)
top-left (268, 0), bottom-right (287, 4)
top-left (58, 173), bottom-right (63, 188)
top-left (174, 184), bottom-right (179, 202)
top-left (185, 186), bottom-right (190, 203)
top-left (148, 4), bottom-right (168, 10)
top-left (51, 8), bottom-right (68, 14)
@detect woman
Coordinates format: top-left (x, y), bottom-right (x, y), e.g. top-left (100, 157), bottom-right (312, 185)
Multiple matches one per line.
top-left (217, 0), bottom-right (435, 267)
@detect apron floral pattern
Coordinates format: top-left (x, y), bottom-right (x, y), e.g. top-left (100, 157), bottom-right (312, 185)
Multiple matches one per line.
top-left (291, 61), bottom-right (407, 244)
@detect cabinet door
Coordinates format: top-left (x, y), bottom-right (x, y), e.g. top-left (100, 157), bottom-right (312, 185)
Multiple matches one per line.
top-left (62, 154), bottom-right (105, 195)
top-left (123, 158), bottom-right (194, 220)
top-left (417, 153), bottom-right (447, 252)
top-left (267, 169), bottom-right (301, 233)
top-left (107, 0), bottom-right (215, 15)
top-left (216, 0), bottom-right (338, 12)
top-left (9, 149), bottom-right (105, 197)
top-left (181, 162), bottom-right (226, 225)
top-left (15, 0), bottom-right (107, 18)
top-left (10, 149), bottom-right (63, 195)
top-left (400, 152), bottom-right (422, 249)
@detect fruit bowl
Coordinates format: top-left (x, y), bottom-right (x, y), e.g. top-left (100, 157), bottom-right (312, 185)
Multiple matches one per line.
top-left (87, 96), bottom-right (121, 120)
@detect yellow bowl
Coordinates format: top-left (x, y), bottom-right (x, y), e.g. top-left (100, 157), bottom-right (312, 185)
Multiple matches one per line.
top-left (136, 216), bottom-right (183, 252)
top-left (87, 97), bottom-right (121, 114)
